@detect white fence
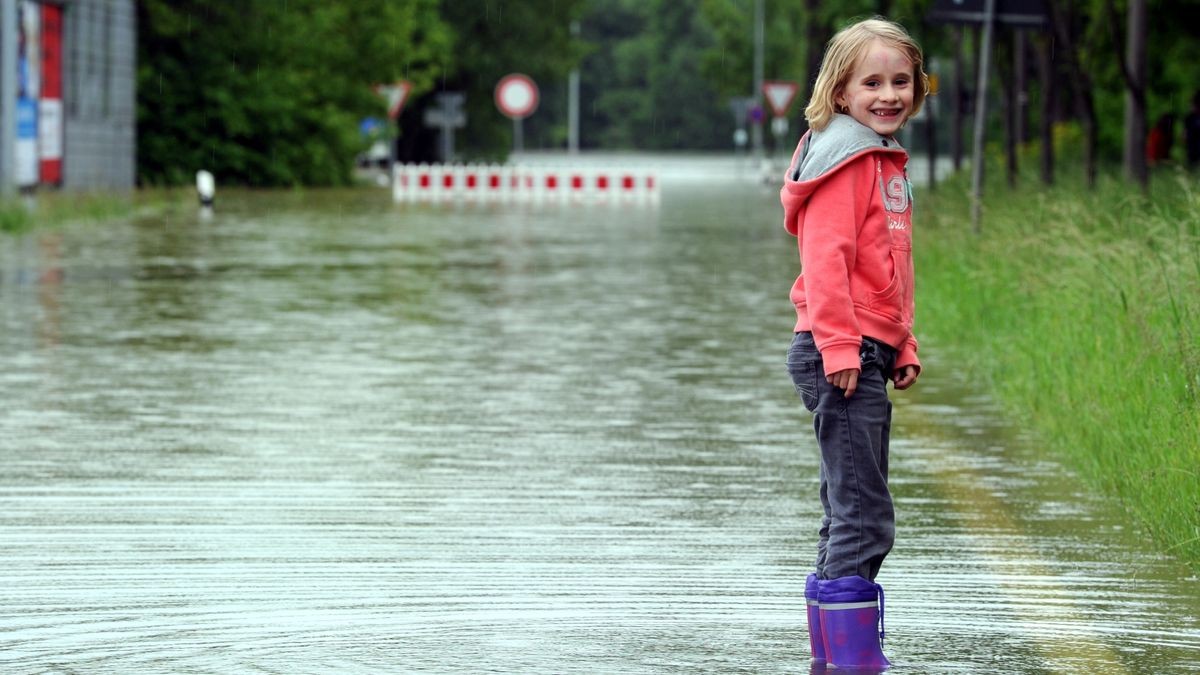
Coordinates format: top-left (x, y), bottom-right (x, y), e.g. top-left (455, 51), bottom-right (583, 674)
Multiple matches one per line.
top-left (392, 164), bottom-right (659, 204)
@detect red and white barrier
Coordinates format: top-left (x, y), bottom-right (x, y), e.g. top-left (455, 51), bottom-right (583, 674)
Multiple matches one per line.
top-left (393, 163), bottom-right (659, 204)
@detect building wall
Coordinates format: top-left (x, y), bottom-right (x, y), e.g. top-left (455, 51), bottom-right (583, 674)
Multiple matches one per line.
top-left (62, 0), bottom-right (134, 189)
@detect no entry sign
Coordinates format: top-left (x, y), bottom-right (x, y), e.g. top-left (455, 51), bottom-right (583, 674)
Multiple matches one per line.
top-left (495, 74), bottom-right (539, 119)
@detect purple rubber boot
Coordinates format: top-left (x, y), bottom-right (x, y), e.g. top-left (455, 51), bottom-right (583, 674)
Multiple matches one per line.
top-left (806, 574), bottom-right (827, 663)
top-left (818, 576), bottom-right (890, 670)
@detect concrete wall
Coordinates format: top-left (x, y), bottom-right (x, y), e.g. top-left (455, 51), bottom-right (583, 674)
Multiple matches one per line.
top-left (62, 0), bottom-right (135, 189)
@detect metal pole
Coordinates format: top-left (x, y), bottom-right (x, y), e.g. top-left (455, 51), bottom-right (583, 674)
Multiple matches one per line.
top-left (970, 0), bottom-right (997, 233)
top-left (926, 89), bottom-right (937, 190)
top-left (952, 26), bottom-right (964, 171)
top-left (513, 118), bottom-right (523, 154)
top-left (568, 20), bottom-right (580, 154)
top-left (1123, 0), bottom-right (1147, 187)
top-left (0, 0), bottom-right (17, 196)
top-left (752, 0), bottom-right (764, 159)
top-left (1014, 29), bottom-right (1026, 146)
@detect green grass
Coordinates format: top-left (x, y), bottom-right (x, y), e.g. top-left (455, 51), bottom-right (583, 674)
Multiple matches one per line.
top-left (0, 190), bottom-right (142, 234)
top-left (916, 165), bottom-right (1200, 569)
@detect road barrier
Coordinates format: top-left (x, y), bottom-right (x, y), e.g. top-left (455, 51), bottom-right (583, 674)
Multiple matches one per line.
top-left (392, 163), bottom-right (659, 204)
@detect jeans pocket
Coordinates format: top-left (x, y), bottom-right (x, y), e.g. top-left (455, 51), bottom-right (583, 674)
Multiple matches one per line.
top-left (790, 362), bottom-right (820, 412)
top-left (787, 333), bottom-right (821, 412)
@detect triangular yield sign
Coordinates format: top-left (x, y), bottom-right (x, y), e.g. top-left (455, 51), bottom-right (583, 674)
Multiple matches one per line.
top-left (376, 81), bottom-right (413, 120)
top-left (762, 80), bottom-right (799, 117)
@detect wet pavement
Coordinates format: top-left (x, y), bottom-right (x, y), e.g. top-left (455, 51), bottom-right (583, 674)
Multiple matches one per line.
top-left (1, 185), bottom-right (1197, 673)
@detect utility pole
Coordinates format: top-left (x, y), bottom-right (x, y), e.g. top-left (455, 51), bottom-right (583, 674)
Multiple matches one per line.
top-left (970, 0), bottom-right (997, 233)
top-left (752, 0), bottom-right (765, 160)
top-left (0, 0), bottom-right (17, 196)
top-left (568, 20), bottom-right (580, 155)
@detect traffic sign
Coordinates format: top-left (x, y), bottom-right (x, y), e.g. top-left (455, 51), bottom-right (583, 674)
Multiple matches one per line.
top-left (927, 0), bottom-right (1048, 27)
top-left (423, 92), bottom-right (467, 162)
top-left (495, 74), bottom-right (539, 119)
top-left (762, 80), bottom-right (799, 117)
top-left (375, 81), bottom-right (412, 120)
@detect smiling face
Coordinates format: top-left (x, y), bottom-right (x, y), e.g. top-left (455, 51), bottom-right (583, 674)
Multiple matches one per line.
top-left (835, 39), bottom-right (915, 137)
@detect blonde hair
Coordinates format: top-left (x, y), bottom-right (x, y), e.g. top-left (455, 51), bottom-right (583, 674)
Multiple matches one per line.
top-left (804, 18), bottom-right (929, 132)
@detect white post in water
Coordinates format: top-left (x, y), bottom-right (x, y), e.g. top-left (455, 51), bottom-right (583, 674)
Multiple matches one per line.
top-left (196, 170), bottom-right (215, 207)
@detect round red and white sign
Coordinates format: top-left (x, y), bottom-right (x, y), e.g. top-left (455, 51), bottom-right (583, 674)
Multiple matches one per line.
top-left (494, 74), bottom-right (539, 119)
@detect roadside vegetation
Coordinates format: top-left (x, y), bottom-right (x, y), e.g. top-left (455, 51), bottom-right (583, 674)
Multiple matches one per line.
top-left (0, 192), bottom-right (142, 234)
top-left (916, 159), bottom-right (1200, 569)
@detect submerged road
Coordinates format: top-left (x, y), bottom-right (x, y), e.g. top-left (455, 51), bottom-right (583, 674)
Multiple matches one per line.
top-left (0, 183), bottom-right (1196, 673)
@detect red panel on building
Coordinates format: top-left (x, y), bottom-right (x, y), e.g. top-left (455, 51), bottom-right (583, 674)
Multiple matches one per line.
top-left (39, 3), bottom-right (63, 185)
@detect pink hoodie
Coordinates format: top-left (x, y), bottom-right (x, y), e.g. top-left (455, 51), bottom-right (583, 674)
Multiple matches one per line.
top-left (781, 114), bottom-right (919, 377)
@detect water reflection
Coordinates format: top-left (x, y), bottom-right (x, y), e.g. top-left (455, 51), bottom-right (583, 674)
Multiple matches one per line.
top-left (0, 186), bottom-right (1196, 673)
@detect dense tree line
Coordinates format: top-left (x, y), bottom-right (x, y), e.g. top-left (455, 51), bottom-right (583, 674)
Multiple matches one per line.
top-left (137, 0), bottom-right (452, 186)
top-left (700, 0), bottom-right (1195, 186)
top-left (136, 0), bottom-right (1193, 186)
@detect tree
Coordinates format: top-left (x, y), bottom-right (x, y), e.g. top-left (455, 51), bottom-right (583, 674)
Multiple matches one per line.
top-left (137, 0), bottom-right (452, 186)
top-left (1047, 1), bottom-right (1099, 186)
top-left (1111, 0), bottom-right (1147, 187)
top-left (397, 0), bottom-right (586, 162)
top-left (571, 0), bottom-right (731, 151)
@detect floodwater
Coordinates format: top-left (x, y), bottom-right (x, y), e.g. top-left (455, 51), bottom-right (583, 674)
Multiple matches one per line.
top-left (1, 183), bottom-right (1197, 674)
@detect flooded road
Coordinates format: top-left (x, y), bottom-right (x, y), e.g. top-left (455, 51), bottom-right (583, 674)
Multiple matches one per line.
top-left (1, 186), bottom-right (1197, 673)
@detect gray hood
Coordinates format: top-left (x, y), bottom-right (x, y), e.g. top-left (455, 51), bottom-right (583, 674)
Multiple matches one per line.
top-left (788, 113), bottom-right (903, 182)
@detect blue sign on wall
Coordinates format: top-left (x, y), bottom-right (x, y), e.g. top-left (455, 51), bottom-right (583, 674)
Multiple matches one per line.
top-left (16, 98), bottom-right (38, 138)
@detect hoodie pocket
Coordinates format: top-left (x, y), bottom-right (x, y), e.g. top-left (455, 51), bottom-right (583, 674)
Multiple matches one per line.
top-left (866, 245), bottom-right (909, 322)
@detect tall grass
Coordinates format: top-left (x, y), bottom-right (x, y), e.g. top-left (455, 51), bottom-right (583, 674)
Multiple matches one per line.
top-left (916, 166), bottom-right (1200, 569)
top-left (0, 191), bottom-right (142, 234)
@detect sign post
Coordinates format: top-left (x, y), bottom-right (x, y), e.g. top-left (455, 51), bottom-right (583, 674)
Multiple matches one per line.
top-left (374, 80), bottom-right (411, 169)
top-left (423, 92), bottom-right (466, 163)
top-left (762, 80), bottom-right (799, 155)
top-left (375, 80), bottom-right (412, 121)
top-left (494, 74), bottom-right (539, 154)
top-left (928, 0), bottom-right (1048, 232)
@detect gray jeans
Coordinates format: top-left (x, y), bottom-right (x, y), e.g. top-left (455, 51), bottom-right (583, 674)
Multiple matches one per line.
top-left (787, 331), bottom-right (897, 581)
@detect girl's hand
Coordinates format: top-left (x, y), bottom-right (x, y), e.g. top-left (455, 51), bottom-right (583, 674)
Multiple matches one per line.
top-left (892, 365), bottom-right (918, 390)
top-left (827, 368), bottom-right (860, 398)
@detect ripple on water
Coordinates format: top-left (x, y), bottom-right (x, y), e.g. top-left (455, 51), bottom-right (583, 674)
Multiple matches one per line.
top-left (0, 188), bottom-right (1197, 673)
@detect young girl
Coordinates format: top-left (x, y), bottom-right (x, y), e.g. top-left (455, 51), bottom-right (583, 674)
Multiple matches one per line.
top-left (781, 18), bottom-right (928, 669)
